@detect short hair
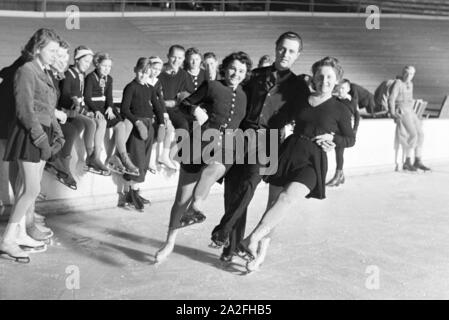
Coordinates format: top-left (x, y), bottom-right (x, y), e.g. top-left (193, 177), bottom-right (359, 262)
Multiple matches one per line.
top-left (219, 51), bottom-right (253, 79)
top-left (149, 56), bottom-right (163, 66)
top-left (135, 57), bottom-right (151, 73)
top-left (403, 65), bottom-right (416, 73)
top-left (168, 44), bottom-right (185, 56)
top-left (184, 47), bottom-right (203, 70)
top-left (93, 52), bottom-right (112, 67)
top-left (311, 56), bottom-right (344, 81)
top-left (21, 28), bottom-right (60, 62)
top-left (258, 54), bottom-right (272, 68)
top-left (340, 78), bottom-right (351, 86)
top-left (203, 52), bottom-right (217, 60)
top-left (275, 31), bottom-right (303, 52)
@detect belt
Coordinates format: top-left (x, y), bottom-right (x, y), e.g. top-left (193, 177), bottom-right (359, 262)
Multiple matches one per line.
top-left (91, 96), bottom-right (106, 102)
top-left (298, 134), bottom-right (313, 141)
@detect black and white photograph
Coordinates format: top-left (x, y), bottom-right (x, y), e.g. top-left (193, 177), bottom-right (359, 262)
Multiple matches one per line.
top-left (0, 0), bottom-right (449, 303)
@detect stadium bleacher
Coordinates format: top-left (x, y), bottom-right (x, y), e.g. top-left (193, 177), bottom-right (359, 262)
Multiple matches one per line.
top-left (1, 13), bottom-right (447, 111)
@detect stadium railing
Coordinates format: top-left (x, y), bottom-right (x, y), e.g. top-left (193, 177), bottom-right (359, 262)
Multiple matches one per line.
top-left (0, 0), bottom-right (448, 16)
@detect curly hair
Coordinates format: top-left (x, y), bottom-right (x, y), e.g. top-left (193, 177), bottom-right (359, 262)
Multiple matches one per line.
top-left (183, 47), bottom-right (202, 70)
top-left (93, 52), bottom-right (112, 67)
top-left (311, 56), bottom-right (344, 81)
top-left (219, 51), bottom-right (252, 80)
top-left (258, 54), bottom-right (272, 68)
top-left (21, 28), bottom-right (60, 62)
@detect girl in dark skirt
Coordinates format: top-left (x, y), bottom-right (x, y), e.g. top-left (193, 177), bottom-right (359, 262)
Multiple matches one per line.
top-left (59, 46), bottom-right (110, 175)
top-left (155, 51), bottom-right (252, 263)
top-left (84, 52), bottom-right (139, 176)
top-left (240, 57), bottom-right (356, 272)
top-left (120, 57), bottom-right (165, 210)
top-left (0, 29), bottom-right (64, 263)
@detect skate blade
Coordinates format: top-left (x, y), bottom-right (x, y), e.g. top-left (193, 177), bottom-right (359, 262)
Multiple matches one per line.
top-left (57, 177), bottom-right (77, 190)
top-left (123, 171), bottom-right (140, 177)
top-left (158, 162), bottom-right (178, 171)
top-left (108, 167), bottom-right (125, 175)
top-left (84, 165), bottom-right (111, 176)
top-left (45, 164), bottom-right (68, 178)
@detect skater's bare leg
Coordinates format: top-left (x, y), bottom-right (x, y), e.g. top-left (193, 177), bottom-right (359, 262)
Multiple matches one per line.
top-left (156, 169), bottom-right (198, 262)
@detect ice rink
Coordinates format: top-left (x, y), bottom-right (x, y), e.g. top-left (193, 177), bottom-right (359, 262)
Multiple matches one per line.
top-left (1, 163), bottom-right (449, 300)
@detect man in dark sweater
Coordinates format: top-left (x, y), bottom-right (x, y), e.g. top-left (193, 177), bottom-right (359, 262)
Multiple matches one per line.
top-left (349, 82), bottom-right (375, 116)
top-left (211, 32), bottom-right (310, 261)
top-left (158, 45), bottom-right (193, 131)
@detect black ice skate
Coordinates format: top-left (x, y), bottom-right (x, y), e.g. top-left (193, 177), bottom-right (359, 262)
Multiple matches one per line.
top-left (414, 158), bottom-right (431, 171)
top-left (117, 191), bottom-right (128, 208)
top-left (118, 152), bottom-right (140, 176)
top-left (45, 157), bottom-right (77, 190)
top-left (107, 154), bottom-right (126, 174)
top-left (84, 153), bottom-right (111, 176)
top-left (126, 189), bottom-right (144, 211)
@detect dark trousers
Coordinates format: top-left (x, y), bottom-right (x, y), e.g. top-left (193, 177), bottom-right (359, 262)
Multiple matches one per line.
top-left (59, 120), bottom-right (80, 158)
top-left (167, 107), bottom-right (192, 131)
top-left (124, 118), bottom-right (155, 183)
top-left (212, 162), bottom-right (263, 256)
top-left (335, 147), bottom-right (344, 170)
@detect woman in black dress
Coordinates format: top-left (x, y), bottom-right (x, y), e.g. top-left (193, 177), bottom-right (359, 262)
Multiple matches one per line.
top-left (155, 51), bottom-right (252, 263)
top-left (240, 56), bottom-right (355, 272)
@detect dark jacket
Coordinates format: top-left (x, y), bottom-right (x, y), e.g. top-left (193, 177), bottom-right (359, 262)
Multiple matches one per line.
top-left (59, 66), bottom-right (84, 111)
top-left (180, 80), bottom-right (247, 132)
top-left (84, 71), bottom-right (114, 113)
top-left (241, 65), bottom-right (309, 131)
top-left (0, 56), bottom-right (26, 139)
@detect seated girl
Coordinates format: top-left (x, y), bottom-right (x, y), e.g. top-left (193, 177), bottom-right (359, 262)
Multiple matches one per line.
top-left (84, 52), bottom-right (138, 176)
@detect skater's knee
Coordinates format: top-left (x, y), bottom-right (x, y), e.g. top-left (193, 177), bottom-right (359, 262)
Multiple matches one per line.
top-left (114, 121), bottom-right (125, 132)
top-left (84, 117), bottom-right (96, 132)
top-left (276, 192), bottom-right (295, 206)
top-left (166, 122), bottom-right (175, 135)
top-left (96, 118), bottom-right (107, 129)
top-left (408, 131), bottom-right (418, 146)
top-left (201, 163), bottom-right (225, 182)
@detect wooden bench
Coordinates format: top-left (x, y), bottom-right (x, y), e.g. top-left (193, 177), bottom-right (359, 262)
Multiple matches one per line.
top-left (421, 95), bottom-right (449, 119)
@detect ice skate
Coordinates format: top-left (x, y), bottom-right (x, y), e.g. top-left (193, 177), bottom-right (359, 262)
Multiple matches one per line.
top-left (117, 191), bottom-right (128, 208)
top-left (84, 153), bottom-right (111, 176)
top-left (414, 158), bottom-right (431, 171)
top-left (126, 189), bottom-right (144, 211)
top-left (119, 152), bottom-right (140, 176)
top-left (46, 156), bottom-right (77, 190)
top-left (107, 154), bottom-right (126, 174)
